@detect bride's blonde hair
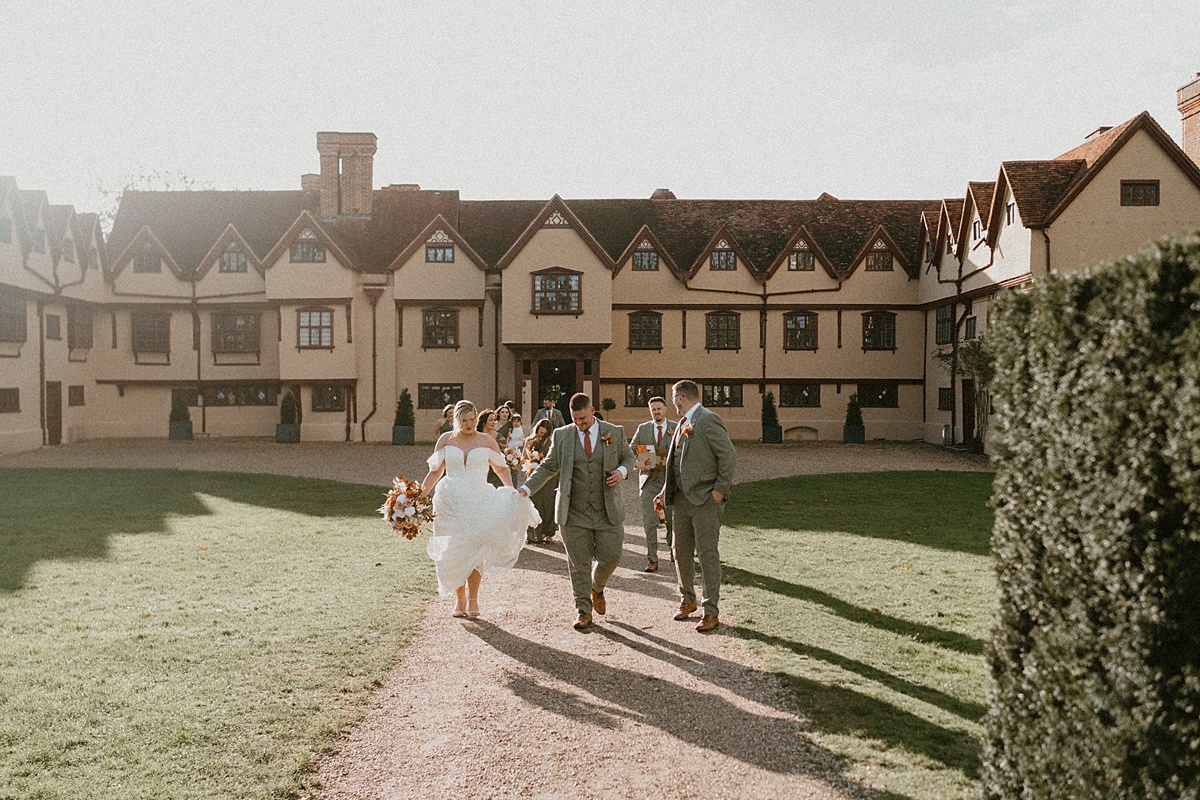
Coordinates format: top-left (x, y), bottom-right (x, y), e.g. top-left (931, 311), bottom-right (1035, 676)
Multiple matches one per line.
top-left (453, 400), bottom-right (477, 432)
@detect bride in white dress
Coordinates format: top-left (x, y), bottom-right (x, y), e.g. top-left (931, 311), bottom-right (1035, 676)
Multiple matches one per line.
top-left (420, 400), bottom-right (540, 618)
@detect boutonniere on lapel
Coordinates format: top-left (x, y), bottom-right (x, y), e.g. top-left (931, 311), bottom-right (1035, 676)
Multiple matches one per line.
top-left (679, 424), bottom-right (693, 439)
top-left (600, 434), bottom-right (614, 445)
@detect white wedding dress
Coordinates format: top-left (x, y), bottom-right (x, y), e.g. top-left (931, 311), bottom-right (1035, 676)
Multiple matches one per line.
top-left (425, 445), bottom-right (541, 597)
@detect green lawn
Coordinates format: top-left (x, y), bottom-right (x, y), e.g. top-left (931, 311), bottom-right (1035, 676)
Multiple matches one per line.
top-left (723, 471), bottom-right (995, 800)
top-left (0, 469), bottom-right (433, 800)
top-left (1, 467), bottom-right (994, 799)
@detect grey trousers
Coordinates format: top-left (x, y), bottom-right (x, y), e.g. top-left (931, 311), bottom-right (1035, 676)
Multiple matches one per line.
top-left (561, 523), bottom-right (623, 614)
top-left (639, 470), bottom-right (672, 563)
top-left (670, 496), bottom-right (725, 617)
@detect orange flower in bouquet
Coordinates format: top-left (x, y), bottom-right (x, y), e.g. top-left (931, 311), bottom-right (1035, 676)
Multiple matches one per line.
top-left (524, 450), bottom-right (547, 475)
top-left (503, 447), bottom-right (527, 471)
top-left (378, 476), bottom-right (435, 540)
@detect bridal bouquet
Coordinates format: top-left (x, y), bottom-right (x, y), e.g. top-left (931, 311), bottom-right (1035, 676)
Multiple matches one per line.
top-left (503, 447), bottom-right (527, 471)
top-left (523, 451), bottom-right (546, 475)
top-left (379, 476), bottom-right (435, 540)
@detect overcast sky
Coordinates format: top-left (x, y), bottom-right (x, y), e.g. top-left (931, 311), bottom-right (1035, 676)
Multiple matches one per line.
top-left (4, 1), bottom-right (1198, 218)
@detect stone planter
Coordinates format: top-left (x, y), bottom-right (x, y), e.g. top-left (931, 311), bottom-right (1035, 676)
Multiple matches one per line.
top-left (843, 424), bottom-right (865, 444)
top-left (169, 420), bottom-right (193, 440)
top-left (761, 425), bottom-right (783, 444)
top-left (276, 423), bottom-right (300, 444)
top-left (392, 425), bottom-right (414, 445)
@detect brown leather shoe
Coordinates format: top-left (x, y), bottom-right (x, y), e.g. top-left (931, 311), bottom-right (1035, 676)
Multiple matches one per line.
top-left (643, 561), bottom-right (659, 573)
top-left (573, 612), bottom-right (593, 630)
top-left (590, 590), bottom-right (606, 615)
top-left (696, 615), bottom-right (720, 632)
top-left (673, 602), bottom-right (698, 621)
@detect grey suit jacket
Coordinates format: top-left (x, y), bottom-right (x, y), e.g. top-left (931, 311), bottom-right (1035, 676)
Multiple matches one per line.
top-left (663, 405), bottom-right (736, 507)
top-left (630, 418), bottom-right (677, 490)
top-left (523, 420), bottom-right (637, 527)
top-left (532, 407), bottom-right (565, 429)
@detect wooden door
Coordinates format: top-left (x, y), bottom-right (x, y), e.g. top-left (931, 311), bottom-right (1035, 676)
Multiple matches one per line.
top-left (45, 381), bottom-right (62, 445)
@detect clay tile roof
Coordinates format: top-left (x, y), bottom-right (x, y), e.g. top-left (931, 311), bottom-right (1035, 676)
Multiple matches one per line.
top-left (1001, 160), bottom-right (1087, 226)
top-left (108, 190), bottom-right (317, 272)
top-left (458, 200), bottom-right (546, 267)
top-left (968, 182), bottom-right (995, 221)
top-left (1054, 115), bottom-right (1140, 167)
top-left (324, 188), bottom-right (461, 272)
top-left (943, 199), bottom-right (965, 233)
top-left (922, 210), bottom-right (940, 232)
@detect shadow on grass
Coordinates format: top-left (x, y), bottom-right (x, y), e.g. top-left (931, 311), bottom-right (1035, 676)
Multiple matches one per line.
top-left (468, 620), bottom-right (917, 799)
top-left (736, 627), bottom-right (987, 722)
top-left (725, 471), bottom-right (994, 557)
top-left (724, 565), bottom-right (985, 655)
top-left (0, 468), bottom-right (382, 591)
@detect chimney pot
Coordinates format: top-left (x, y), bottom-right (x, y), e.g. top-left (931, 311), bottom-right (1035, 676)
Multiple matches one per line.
top-left (315, 132), bottom-right (378, 218)
top-left (1179, 72), bottom-right (1200, 167)
top-left (650, 188), bottom-right (676, 200)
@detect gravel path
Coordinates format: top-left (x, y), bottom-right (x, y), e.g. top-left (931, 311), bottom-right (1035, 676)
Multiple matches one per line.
top-left (1, 438), bottom-right (990, 799)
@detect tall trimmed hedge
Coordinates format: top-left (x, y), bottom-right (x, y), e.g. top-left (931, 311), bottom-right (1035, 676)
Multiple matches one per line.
top-left (983, 232), bottom-right (1200, 799)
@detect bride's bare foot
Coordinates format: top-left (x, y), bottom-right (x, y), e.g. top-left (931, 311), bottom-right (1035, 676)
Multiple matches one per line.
top-left (466, 600), bottom-right (481, 619)
top-left (451, 603), bottom-right (468, 618)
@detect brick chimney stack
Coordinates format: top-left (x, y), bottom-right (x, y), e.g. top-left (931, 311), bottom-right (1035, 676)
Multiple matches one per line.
top-left (315, 132), bottom-right (378, 219)
top-left (1179, 73), bottom-right (1200, 166)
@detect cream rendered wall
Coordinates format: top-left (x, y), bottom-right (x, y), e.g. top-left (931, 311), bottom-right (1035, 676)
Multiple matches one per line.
top-left (110, 261), bottom-right (192, 299)
top-left (685, 256), bottom-right (763, 295)
top-left (834, 259), bottom-right (919, 306)
top-left (265, 251), bottom-right (356, 299)
top-left (88, 306), bottom-right (200, 385)
top-left (392, 238), bottom-right (495, 441)
top-left (85, 385), bottom-right (173, 439)
top-left (196, 257), bottom-right (267, 300)
top-left (500, 228), bottom-right (612, 345)
top-left (40, 297), bottom-right (92, 444)
top-left (1049, 129), bottom-right (1200, 274)
top-left (276, 302), bottom-right (356, 381)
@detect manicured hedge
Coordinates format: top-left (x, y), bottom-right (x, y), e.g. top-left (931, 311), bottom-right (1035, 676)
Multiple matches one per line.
top-left (983, 232), bottom-right (1200, 799)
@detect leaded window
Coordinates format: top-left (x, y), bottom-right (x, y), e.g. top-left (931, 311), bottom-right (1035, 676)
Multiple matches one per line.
top-left (132, 312), bottom-right (170, 353)
top-left (935, 304), bottom-right (954, 345)
top-left (788, 252), bottom-right (814, 271)
top-left (706, 311), bottom-right (740, 350)
top-left (291, 231), bottom-right (326, 263)
top-left (1121, 181), bottom-right (1159, 206)
top-left (68, 306), bottom-right (93, 348)
top-left (418, 384), bottom-right (463, 409)
top-left (858, 382), bottom-right (899, 408)
top-left (702, 383), bottom-right (743, 406)
top-left (426, 245), bottom-right (454, 263)
top-left (220, 244), bottom-right (247, 273)
top-left (312, 386), bottom-right (345, 412)
top-left (866, 251), bottom-right (893, 271)
top-left (212, 313), bottom-right (260, 353)
top-left (0, 295), bottom-right (25, 343)
top-left (710, 250), bottom-right (736, 270)
top-left (625, 383), bottom-right (666, 407)
top-left (780, 382), bottom-right (820, 407)
top-left (629, 311), bottom-right (662, 349)
top-left (204, 385), bottom-right (278, 406)
top-left (784, 312), bottom-right (817, 350)
top-left (632, 251), bottom-right (659, 271)
top-left (863, 312), bottom-right (896, 350)
top-left (532, 271), bottom-right (581, 313)
top-left (297, 308), bottom-right (333, 348)
top-left (134, 245), bottom-right (161, 273)
top-left (422, 309), bottom-right (458, 347)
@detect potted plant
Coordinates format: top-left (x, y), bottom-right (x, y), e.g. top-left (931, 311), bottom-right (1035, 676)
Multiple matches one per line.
top-left (761, 391), bottom-right (782, 443)
top-left (600, 397), bottom-right (617, 420)
top-left (169, 392), bottom-right (193, 440)
top-left (392, 388), bottom-right (415, 445)
top-left (843, 394), bottom-right (865, 444)
top-left (276, 391), bottom-right (300, 444)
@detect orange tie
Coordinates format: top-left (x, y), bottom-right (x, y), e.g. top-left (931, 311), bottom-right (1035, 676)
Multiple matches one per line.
top-left (656, 425), bottom-right (662, 445)
top-left (583, 430), bottom-right (592, 458)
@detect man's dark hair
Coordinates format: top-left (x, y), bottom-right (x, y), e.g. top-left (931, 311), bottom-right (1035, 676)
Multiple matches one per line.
top-left (569, 392), bottom-right (592, 412)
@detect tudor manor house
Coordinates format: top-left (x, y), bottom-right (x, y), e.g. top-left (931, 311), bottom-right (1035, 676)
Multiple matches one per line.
top-left (4, 77), bottom-right (1200, 455)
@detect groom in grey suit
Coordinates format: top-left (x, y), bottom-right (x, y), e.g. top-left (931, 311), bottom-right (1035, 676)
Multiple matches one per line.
top-left (655, 379), bottom-right (736, 632)
top-left (522, 393), bottom-right (638, 630)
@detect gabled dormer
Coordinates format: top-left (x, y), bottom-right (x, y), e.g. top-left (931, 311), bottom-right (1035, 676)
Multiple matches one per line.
top-left (109, 227), bottom-right (185, 279)
top-left (843, 226), bottom-right (912, 280)
top-left (613, 226), bottom-right (683, 279)
top-left (493, 195), bottom-right (615, 272)
top-left (762, 225), bottom-right (838, 280)
top-left (688, 227), bottom-right (755, 279)
top-left (263, 212), bottom-right (356, 300)
top-left (388, 214), bottom-right (489, 302)
top-left (195, 224), bottom-right (265, 279)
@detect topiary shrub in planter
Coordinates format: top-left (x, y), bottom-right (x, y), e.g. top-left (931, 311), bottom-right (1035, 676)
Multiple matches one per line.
top-left (761, 391), bottom-right (782, 443)
top-left (392, 388), bottom-right (415, 445)
top-left (276, 391), bottom-right (300, 444)
top-left (168, 393), bottom-right (192, 440)
top-left (842, 394), bottom-right (864, 443)
top-left (983, 231), bottom-right (1200, 800)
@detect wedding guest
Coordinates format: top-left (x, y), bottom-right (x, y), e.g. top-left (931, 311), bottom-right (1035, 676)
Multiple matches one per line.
top-left (655, 380), bottom-right (736, 633)
top-left (478, 409), bottom-right (502, 487)
top-left (508, 412), bottom-right (527, 451)
top-left (532, 397), bottom-right (565, 429)
top-left (522, 418), bottom-right (556, 543)
top-left (495, 405), bottom-right (514, 448)
top-left (433, 404), bottom-right (454, 440)
top-left (630, 396), bottom-right (676, 572)
top-left (521, 393), bottom-right (637, 630)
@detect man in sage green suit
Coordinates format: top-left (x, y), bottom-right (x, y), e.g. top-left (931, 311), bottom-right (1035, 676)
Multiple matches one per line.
top-left (630, 396), bottom-right (676, 571)
top-left (655, 380), bottom-right (736, 632)
top-left (522, 393), bottom-right (637, 630)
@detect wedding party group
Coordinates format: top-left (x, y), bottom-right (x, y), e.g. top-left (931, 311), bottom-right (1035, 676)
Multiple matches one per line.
top-left (414, 380), bottom-right (737, 632)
